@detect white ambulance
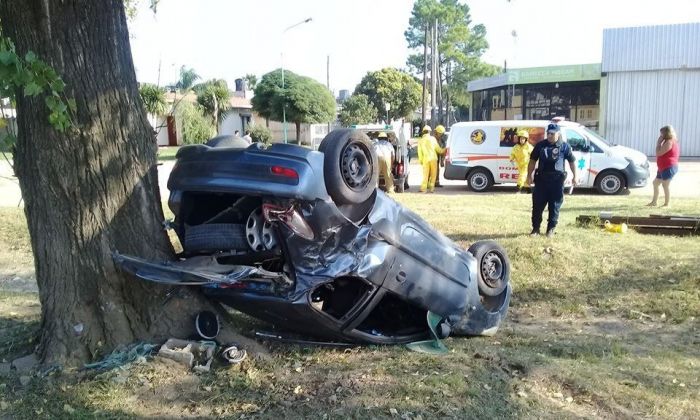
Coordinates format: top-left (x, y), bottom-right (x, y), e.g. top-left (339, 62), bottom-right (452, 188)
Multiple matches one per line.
top-left (443, 120), bottom-right (650, 194)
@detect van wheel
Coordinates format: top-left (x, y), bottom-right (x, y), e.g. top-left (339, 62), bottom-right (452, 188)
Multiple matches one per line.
top-left (468, 168), bottom-right (493, 192)
top-left (319, 129), bottom-right (378, 205)
top-left (595, 170), bottom-right (625, 195)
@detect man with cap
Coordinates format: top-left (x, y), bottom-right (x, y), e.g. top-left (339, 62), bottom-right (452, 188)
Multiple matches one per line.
top-left (434, 125), bottom-right (447, 187)
top-left (526, 123), bottom-right (578, 237)
top-left (374, 131), bottom-right (395, 193)
top-left (417, 125), bottom-right (445, 193)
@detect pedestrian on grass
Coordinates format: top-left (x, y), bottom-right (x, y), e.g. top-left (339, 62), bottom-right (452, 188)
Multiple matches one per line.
top-left (526, 123), bottom-right (578, 237)
top-left (510, 129), bottom-right (533, 194)
top-left (648, 125), bottom-right (680, 207)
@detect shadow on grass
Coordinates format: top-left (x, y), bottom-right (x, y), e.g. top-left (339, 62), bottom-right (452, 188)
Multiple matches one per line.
top-left (5, 317), bottom-right (697, 418)
top-left (0, 316), bottom-right (39, 362)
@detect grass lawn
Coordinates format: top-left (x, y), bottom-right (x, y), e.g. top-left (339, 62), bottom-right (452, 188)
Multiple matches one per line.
top-left (157, 146), bottom-right (181, 162)
top-left (0, 192), bottom-right (698, 418)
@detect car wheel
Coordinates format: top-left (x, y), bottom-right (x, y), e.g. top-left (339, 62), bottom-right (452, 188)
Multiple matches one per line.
top-left (468, 168), bottom-right (493, 192)
top-left (319, 129), bottom-right (378, 205)
top-left (595, 171), bottom-right (625, 195)
top-left (468, 240), bottom-right (510, 297)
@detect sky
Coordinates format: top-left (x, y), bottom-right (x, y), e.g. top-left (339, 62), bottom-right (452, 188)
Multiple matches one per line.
top-left (128, 0), bottom-right (700, 94)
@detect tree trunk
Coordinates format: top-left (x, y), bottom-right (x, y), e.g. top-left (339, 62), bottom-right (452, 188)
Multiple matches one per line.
top-left (295, 122), bottom-right (301, 145)
top-left (0, 0), bottom-right (213, 366)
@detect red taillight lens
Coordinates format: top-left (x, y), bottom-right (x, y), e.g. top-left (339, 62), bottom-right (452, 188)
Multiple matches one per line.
top-left (262, 204), bottom-right (314, 240)
top-left (445, 147), bottom-right (451, 164)
top-left (271, 166), bottom-right (298, 179)
top-left (396, 163), bottom-right (404, 176)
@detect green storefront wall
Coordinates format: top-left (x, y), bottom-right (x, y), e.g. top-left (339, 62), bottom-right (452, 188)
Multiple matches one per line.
top-left (506, 63), bottom-right (601, 85)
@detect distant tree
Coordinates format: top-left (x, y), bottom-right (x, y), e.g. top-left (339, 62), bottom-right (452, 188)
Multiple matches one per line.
top-left (354, 68), bottom-right (421, 121)
top-left (195, 79), bottom-right (231, 134)
top-left (253, 69), bottom-right (335, 143)
top-left (249, 124), bottom-right (272, 144)
top-left (175, 65), bottom-right (200, 92)
top-left (252, 70), bottom-right (284, 122)
top-left (138, 83), bottom-right (167, 116)
top-left (405, 0), bottom-right (500, 118)
top-left (339, 94), bottom-right (378, 126)
top-left (244, 73), bottom-right (258, 90)
top-left (175, 101), bottom-right (215, 144)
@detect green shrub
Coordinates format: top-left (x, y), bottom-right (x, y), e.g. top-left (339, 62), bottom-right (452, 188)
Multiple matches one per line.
top-left (174, 101), bottom-right (214, 144)
top-left (249, 124), bottom-right (272, 144)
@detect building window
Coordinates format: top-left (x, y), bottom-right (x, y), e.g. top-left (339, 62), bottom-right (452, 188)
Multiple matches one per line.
top-left (525, 87), bottom-right (551, 108)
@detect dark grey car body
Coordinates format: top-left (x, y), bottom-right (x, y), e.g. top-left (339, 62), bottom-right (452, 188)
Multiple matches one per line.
top-left (115, 140), bottom-right (510, 344)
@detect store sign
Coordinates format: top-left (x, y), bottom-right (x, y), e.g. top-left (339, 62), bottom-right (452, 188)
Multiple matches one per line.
top-left (507, 64), bottom-right (601, 84)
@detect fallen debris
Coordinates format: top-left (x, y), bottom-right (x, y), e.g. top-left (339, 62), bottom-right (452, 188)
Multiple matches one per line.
top-left (577, 214), bottom-right (700, 236)
top-left (220, 344), bottom-right (247, 364)
top-left (83, 343), bottom-right (157, 371)
top-left (157, 339), bottom-right (215, 372)
top-left (11, 354), bottom-right (38, 374)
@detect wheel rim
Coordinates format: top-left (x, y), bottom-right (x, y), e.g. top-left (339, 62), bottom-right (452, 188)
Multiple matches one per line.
top-left (340, 141), bottom-right (373, 191)
top-left (481, 251), bottom-right (505, 288)
top-left (246, 208), bottom-right (277, 251)
top-left (601, 174), bottom-right (621, 194)
top-left (471, 172), bottom-right (488, 190)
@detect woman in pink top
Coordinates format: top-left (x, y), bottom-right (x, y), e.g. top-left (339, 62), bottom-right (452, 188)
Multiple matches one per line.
top-left (647, 125), bottom-right (680, 207)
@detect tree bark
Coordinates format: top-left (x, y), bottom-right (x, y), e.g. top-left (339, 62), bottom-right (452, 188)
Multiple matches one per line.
top-left (0, 0), bottom-right (213, 366)
top-left (295, 122), bottom-right (301, 145)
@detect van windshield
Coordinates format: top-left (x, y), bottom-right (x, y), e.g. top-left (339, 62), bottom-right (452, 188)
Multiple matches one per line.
top-left (583, 127), bottom-right (615, 147)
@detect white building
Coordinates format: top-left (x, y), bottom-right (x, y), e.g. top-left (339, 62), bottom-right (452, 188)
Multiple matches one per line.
top-left (602, 22), bottom-right (700, 156)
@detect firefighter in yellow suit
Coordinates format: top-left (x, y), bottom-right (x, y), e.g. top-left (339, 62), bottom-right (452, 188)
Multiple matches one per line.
top-left (417, 126), bottom-right (445, 193)
top-left (510, 129), bottom-right (534, 193)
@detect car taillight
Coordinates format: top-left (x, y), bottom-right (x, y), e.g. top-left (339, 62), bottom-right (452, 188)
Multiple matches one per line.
top-left (262, 204), bottom-right (314, 240)
top-left (445, 147), bottom-right (451, 164)
top-left (271, 165), bottom-right (298, 179)
top-left (396, 163), bottom-right (404, 176)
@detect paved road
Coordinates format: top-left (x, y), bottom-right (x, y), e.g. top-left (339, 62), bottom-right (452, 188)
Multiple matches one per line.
top-left (1, 159), bottom-right (698, 207)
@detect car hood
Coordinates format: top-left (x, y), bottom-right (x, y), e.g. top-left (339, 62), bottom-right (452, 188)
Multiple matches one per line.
top-left (610, 145), bottom-right (648, 166)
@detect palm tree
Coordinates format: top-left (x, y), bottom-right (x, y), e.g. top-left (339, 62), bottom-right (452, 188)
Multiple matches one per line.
top-left (175, 66), bottom-right (200, 92)
top-left (196, 80), bottom-right (231, 134)
top-left (138, 83), bottom-right (167, 116)
top-left (244, 73), bottom-right (258, 90)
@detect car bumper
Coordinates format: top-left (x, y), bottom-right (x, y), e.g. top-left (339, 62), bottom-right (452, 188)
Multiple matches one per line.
top-left (623, 162), bottom-right (650, 188)
top-left (444, 162), bottom-right (470, 180)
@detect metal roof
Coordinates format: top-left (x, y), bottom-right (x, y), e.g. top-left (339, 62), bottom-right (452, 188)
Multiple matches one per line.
top-left (467, 64), bottom-right (601, 92)
top-left (602, 22), bottom-right (700, 73)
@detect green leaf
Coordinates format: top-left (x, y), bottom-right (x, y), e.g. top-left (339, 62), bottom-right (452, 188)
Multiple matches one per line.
top-left (67, 98), bottom-right (77, 113)
top-left (24, 51), bottom-right (37, 63)
top-left (49, 79), bottom-right (66, 93)
top-left (24, 81), bottom-right (43, 96)
top-left (0, 51), bottom-right (16, 65)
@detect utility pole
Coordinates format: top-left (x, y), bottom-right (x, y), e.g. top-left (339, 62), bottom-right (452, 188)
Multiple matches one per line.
top-left (327, 55), bottom-right (331, 136)
top-left (421, 23), bottom-right (428, 125)
top-left (430, 19), bottom-right (438, 125)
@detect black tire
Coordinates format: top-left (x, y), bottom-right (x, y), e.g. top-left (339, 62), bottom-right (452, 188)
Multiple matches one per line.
top-left (184, 223), bottom-right (247, 253)
top-left (319, 129), bottom-right (378, 205)
top-left (595, 170), bottom-right (625, 195)
top-left (468, 240), bottom-right (510, 297)
top-left (404, 178), bottom-right (410, 190)
top-left (468, 168), bottom-right (493, 192)
top-left (395, 179), bottom-right (405, 193)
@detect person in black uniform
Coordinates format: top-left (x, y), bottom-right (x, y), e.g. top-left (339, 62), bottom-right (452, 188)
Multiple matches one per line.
top-left (526, 123), bottom-right (578, 237)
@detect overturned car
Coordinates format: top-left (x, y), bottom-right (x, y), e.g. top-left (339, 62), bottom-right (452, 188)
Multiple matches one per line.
top-left (115, 129), bottom-right (511, 344)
